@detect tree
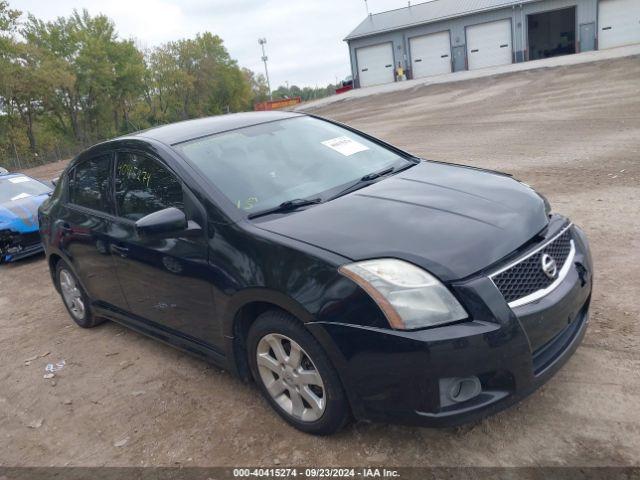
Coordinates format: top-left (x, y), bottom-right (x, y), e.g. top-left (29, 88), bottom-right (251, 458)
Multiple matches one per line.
top-left (144, 32), bottom-right (252, 123)
top-left (21, 9), bottom-right (146, 143)
top-left (21, 14), bottom-right (82, 141)
top-left (0, 1), bottom-right (22, 161)
top-left (243, 68), bottom-right (270, 104)
top-left (272, 83), bottom-right (337, 102)
top-left (110, 40), bottom-right (145, 133)
top-left (0, 2), bottom-right (269, 168)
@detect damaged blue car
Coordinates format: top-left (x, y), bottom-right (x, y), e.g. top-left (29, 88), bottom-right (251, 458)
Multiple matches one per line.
top-left (0, 171), bottom-right (52, 263)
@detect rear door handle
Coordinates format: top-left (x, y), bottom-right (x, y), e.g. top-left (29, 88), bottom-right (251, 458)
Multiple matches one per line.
top-left (471, 49), bottom-right (479, 53)
top-left (61, 223), bottom-right (72, 233)
top-left (111, 244), bottom-right (129, 258)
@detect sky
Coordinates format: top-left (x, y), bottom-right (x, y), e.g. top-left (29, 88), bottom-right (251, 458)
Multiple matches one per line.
top-left (11, 0), bottom-right (418, 89)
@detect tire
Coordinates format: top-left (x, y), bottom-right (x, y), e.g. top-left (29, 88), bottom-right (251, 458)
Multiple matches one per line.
top-left (247, 310), bottom-right (350, 435)
top-left (55, 260), bottom-right (103, 328)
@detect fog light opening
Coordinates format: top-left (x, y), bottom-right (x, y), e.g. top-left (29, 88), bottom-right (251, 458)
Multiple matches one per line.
top-left (439, 376), bottom-right (482, 407)
top-left (449, 377), bottom-right (481, 402)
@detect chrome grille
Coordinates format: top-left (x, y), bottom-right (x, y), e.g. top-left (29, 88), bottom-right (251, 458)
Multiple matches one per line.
top-left (491, 226), bottom-right (574, 306)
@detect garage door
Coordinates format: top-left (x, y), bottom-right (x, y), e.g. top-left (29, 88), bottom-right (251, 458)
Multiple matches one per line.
top-left (409, 31), bottom-right (452, 79)
top-left (356, 43), bottom-right (395, 88)
top-left (598, 0), bottom-right (640, 49)
top-left (466, 19), bottom-right (513, 70)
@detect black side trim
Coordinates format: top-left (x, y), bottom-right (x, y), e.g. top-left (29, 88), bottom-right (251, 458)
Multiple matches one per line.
top-left (93, 303), bottom-right (227, 366)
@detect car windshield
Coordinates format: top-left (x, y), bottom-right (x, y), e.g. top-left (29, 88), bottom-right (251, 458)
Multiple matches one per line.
top-left (174, 116), bottom-right (412, 214)
top-left (0, 176), bottom-right (50, 204)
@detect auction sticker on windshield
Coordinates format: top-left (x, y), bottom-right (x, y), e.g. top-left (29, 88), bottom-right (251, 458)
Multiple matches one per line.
top-left (321, 136), bottom-right (369, 156)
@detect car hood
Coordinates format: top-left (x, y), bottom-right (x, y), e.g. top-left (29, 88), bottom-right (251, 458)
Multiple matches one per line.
top-left (0, 194), bottom-right (48, 233)
top-left (254, 161), bottom-right (549, 282)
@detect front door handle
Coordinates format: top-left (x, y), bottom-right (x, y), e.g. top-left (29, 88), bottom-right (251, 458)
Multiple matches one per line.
top-left (111, 244), bottom-right (129, 258)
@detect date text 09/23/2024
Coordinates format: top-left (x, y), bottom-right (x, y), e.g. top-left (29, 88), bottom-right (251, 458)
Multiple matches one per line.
top-left (232, 468), bottom-right (400, 478)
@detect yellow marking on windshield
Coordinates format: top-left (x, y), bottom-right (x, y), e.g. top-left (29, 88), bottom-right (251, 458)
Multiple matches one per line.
top-left (118, 162), bottom-right (152, 188)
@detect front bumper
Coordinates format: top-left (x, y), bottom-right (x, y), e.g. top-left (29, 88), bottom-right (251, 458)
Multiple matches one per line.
top-left (0, 229), bottom-right (44, 263)
top-left (308, 223), bottom-right (593, 427)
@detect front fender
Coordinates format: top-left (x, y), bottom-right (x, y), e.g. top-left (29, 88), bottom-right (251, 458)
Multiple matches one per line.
top-left (222, 287), bottom-right (316, 337)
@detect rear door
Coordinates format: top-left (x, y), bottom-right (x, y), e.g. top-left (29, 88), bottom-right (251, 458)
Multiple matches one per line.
top-left (598, 0), bottom-right (640, 49)
top-left (109, 150), bottom-right (222, 348)
top-left (410, 31), bottom-right (452, 78)
top-left (63, 153), bottom-right (128, 310)
top-left (356, 43), bottom-right (395, 87)
top-left (466, 19), bottom-right (513, 70)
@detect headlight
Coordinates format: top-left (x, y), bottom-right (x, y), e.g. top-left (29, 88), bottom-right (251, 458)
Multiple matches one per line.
top-left (338, 258), bottom-right (467, 330)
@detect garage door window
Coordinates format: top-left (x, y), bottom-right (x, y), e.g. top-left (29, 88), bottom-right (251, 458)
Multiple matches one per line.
top-left (68, 155), bottom-right (112, 213)
top-left (115, 152), bottom-right (184, 221)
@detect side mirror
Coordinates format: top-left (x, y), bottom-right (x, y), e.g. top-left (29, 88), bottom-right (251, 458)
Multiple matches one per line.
top-left (135, 207), bottom-right (188, 236)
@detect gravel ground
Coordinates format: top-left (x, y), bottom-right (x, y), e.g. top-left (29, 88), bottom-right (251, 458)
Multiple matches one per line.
top-left (1, 55), bottom-right (639, 467)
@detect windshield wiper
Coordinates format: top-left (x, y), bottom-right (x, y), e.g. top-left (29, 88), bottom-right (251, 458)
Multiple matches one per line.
top-left (360, 166), bottom-right (394, 181)
top-left (248, 198), bottom-right (322, 219)
top-left (327, 162), bottom-right (415, 201)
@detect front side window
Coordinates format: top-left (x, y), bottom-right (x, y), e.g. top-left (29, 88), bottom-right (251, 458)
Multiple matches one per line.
top-left (69, 155), bottom-right (112, 212)
top-left (174, 116), bottom-right (411, 214)
top-left (115, 152), bottom-right (184, 221)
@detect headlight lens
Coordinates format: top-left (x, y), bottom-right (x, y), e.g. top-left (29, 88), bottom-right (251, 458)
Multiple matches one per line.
top-left (338, 259), bottom-right (467, 330)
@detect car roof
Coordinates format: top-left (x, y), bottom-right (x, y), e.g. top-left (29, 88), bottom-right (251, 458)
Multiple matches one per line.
top-left (126, 110), bottom-right (304, 146)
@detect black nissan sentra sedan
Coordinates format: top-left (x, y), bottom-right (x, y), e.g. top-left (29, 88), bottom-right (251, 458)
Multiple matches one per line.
top-left (39, 111), bottom-right (592, 434)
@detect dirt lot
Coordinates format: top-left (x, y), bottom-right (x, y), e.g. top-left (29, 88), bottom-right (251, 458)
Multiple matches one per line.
top-left (1, 56), bottom-right (639, 467)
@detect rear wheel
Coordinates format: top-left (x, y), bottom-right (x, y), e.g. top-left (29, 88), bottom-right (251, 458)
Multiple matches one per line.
top-left (55, 260), bottom-right (103, 328)
top-left (247, 310), bottom-right (350, 435)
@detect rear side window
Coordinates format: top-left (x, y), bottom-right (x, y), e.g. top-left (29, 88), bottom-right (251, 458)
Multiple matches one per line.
top-left (68, 155), bottom-right (112, 212)
top-left (115, 152), bottom-right (184, 221)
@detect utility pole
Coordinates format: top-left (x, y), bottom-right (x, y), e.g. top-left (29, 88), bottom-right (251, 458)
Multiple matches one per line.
top-left (364, 0), bottom-right (369, 15)
top-left (258, 38), bottom-right (272, 101)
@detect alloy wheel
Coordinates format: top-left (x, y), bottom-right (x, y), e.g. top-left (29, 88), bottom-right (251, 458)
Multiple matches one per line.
top-left (256, 333), bottom-right (326, 422)
top-left (59, 269), bottom-right (86, 320)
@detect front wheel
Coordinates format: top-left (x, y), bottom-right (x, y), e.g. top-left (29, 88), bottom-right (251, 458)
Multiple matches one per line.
top-left (247, 310), bottom-right (350, 435)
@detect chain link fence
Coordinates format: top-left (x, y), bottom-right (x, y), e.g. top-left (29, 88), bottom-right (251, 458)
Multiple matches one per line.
top-left (2, 142), bottom-right (91, 172)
